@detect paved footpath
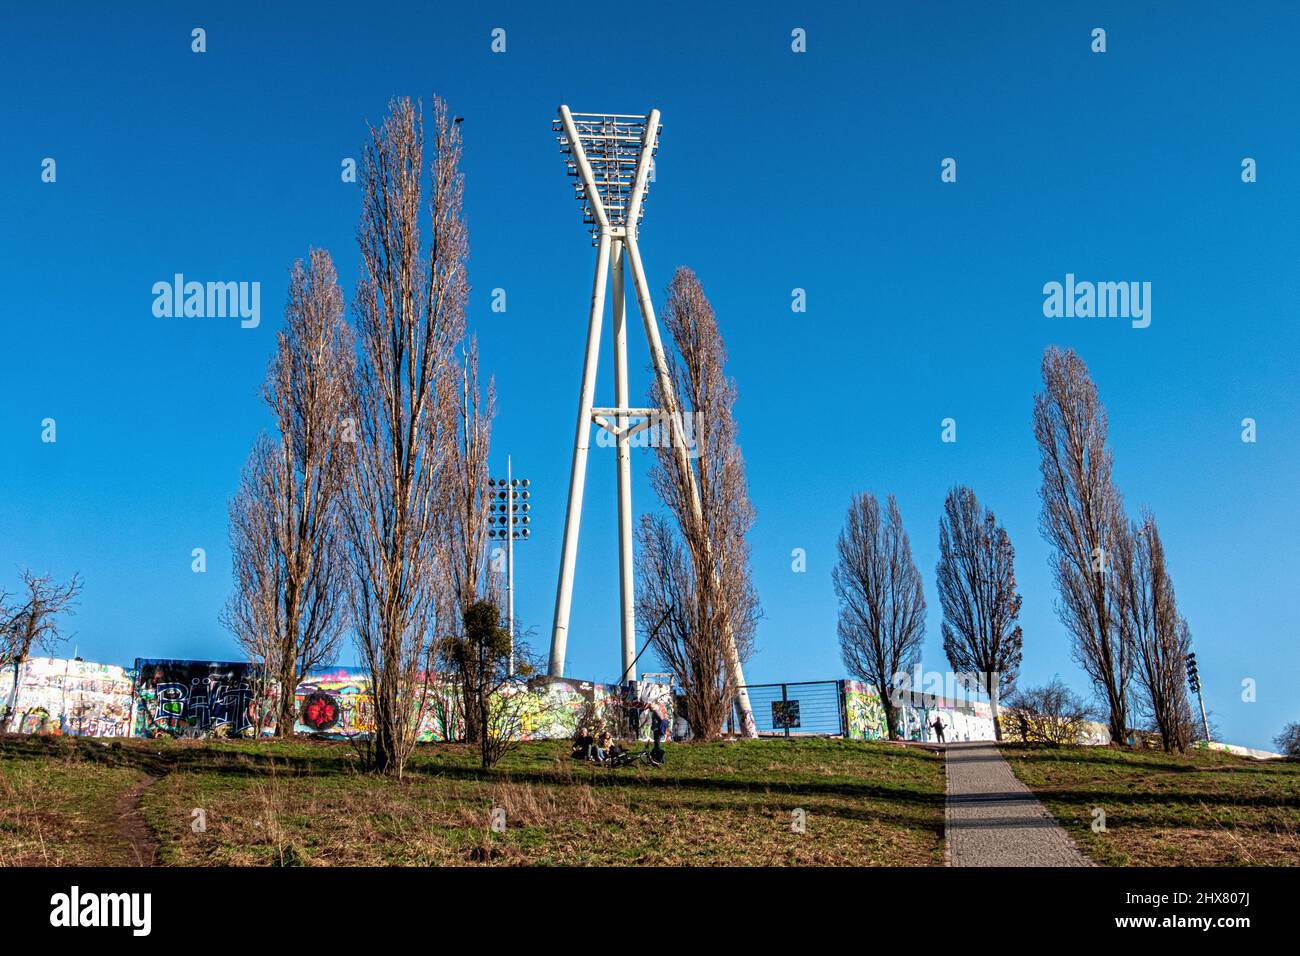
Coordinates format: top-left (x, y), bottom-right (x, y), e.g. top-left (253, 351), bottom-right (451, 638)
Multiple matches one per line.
top-left (944, 741), bottom-right (1093, 867)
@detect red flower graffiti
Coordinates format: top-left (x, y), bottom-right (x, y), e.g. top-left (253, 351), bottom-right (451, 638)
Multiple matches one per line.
top-left (301, 691), bottom-right (340, 731)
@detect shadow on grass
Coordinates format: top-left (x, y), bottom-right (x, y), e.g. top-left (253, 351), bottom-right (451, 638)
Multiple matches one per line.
top-left (0, 734), bottom-right (337, 779)
top-left (0, 735), bottom-right (946, 807)
top-left (667, 795), bottom-right (944, 834)
top-left (400, 759), bottom-right (946, 806)
top-left (1029, 785), bottom-right (1299, 813)
top-left (998, 743), bottom-right (1279, 778)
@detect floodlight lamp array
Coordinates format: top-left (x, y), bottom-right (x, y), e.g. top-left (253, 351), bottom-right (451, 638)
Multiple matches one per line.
top-left (486, 476), bottom-right (532, 540)
top-left (555, 112), bottom-right (661, 243)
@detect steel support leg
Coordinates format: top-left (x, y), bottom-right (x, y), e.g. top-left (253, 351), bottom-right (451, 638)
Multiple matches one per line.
top-left (549, 232), bottom-right (611, 677)
top-left (611, 240), bottom-right (637, 684)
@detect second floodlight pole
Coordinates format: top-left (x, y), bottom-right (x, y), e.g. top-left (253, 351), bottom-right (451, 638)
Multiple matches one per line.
top-left (507, 455), bottom-right (515, 677)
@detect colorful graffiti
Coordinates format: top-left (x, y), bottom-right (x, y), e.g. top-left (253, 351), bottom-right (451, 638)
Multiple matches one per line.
top-left (588, 680), bottom-right (673, 740)
top-left (1, 654), bottom-right (670, 743)
top-left (289, 666), bottom-right (375, 739)
top-left (132, 659), bottom-right (264, 738)
top-left (842, 680), bottom-right (996, 743)
top-left (288, 672), bottom-right (670, 744)
top-left (843, 682), bottom-right (890, 740)
top-left (285, 667), bottom-right (467, 741)
top-left (995, 710), bottom-right (1113, 746)
top-left (0, 658), bottom-right (134, 737)
top-left (502, 677), bottom-right (591, 740)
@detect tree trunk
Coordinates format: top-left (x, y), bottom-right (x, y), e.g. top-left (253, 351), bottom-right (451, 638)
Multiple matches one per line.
top-left (1107, 690), bottom-right (1127, 746)
top-left (989, 680), bottom-right (1002, 742)
top-left (275, 670), bottom-right (298, 738)
top-left (883, 698), bottom-right (899, 740)
top-left (372, 715), bottom-right (397, 775)
top-left (479, 691), bottom-right (491, 768)
top-left (4, 659), bottom-right (22, 733)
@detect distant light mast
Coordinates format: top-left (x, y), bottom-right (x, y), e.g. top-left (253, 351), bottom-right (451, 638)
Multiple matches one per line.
top-left (548, 105), bottom-right (757, 737)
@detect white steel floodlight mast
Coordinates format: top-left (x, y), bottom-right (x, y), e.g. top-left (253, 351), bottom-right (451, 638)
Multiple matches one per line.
top-left (548, 105), bottom-right (757, 738)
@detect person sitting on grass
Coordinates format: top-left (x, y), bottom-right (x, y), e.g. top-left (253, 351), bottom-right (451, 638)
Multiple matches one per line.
top-left (594, 730), bottom-right (613, 764)
top-left (572, 725), bottom-right (595, 761)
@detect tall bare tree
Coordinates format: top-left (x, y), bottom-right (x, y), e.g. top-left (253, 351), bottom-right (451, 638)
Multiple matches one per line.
top-left (223, 250), bottom-right (354, 735)
top-left (635, 267), bottom-right (759, 741)
top-left (1113, 511), bottom-right (1194, 752)
top-left (834, 493), bottom-right (927, 739)
top-left (1033, 346), bottom-right (1132, 744)
top-left (345, 96), bottom-right (467, 776)
top-left (1, 570), bottom-right (82, 731)
top-left (221, 434), bottom-right (283, 733)
top-left (936, 485), bottom-right (1023, 738)
top-left (437, 338), bottom-right (496, 744)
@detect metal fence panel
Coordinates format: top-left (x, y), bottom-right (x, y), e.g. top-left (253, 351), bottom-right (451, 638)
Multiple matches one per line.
top-left (740, 681), bottom-right (845, 736)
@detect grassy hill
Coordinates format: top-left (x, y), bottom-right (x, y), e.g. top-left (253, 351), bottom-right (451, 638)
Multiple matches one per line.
top-left (4, 734), bottom-right (1295, 866)
top-left (0, 735), bottom-right (945, 866)
top-left (1001, 742), bottom-right (1300, 866)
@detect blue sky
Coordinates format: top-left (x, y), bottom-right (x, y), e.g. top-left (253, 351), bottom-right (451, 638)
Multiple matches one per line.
top-left (2, 2), bottom-right (1296, 750)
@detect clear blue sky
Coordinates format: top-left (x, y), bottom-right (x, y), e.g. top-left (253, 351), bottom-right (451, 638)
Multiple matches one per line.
top-left (2, 2), bottom-right (1296, 750)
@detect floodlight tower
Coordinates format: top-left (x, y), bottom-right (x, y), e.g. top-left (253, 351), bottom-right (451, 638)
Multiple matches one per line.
top-left (548, 105), bottom-right (757, 737)
top-left (487, 458), bottom-right (531, 676)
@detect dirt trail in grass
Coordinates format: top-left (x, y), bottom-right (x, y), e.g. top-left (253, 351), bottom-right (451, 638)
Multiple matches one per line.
top-left (114, 771), bottom-right (165, 865)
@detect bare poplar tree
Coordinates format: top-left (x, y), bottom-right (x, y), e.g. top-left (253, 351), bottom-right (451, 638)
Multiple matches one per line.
top-left (1, 570), bottom-right (82, 731)
top-left (936, 485), bottom-right (1023, 738)
top-left (1113, 511), bottom-right (1194, 752)
top-left (222, 250), bottom-right (354, 735)
top-left (637, 515), bottom-right (725, 738)
top-left (345, 96), bottom-right (467, 776)
top-left (1032, 346), bottom-right (1132, 744)
top-left (437, 338), bottom-right (495, 744)
top-left (222, 434), bottom-right (283, 732)
top-left (635, 267), bottom-right (759, 741)
top-left (833, 493), bottom-right (927, 739)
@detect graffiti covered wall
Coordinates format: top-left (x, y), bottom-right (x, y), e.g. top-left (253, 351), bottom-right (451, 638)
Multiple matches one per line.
top-left (995, 711), bottom-right (1112, 746)
top-left (0, 654), bottom-right (671, 743)
top-left (842, 680), bottom-right (996, 743)
top-left (288, 672), bottom-right (672, 744)
top-left (132, 659), bottom-right (266, 738)
top-left (505, 677), bottom-right (592, 741)
top-left (288, 667), bottom-right (464, 742)
top-left (291, 666), bottom-right (376, 739)
top-left (0, 657), bottom-right (134, 737)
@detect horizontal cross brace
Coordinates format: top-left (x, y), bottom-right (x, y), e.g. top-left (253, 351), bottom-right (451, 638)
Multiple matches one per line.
top-left (591, 406), bottom-right (663, 440)
top-left (592, 407), bottom-right (659, 419)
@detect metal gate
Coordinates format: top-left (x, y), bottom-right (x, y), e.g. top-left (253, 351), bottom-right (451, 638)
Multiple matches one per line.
top-left (740, 681), bottom-right (845, 737)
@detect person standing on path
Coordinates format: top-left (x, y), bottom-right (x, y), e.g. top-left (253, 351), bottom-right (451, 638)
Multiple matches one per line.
top-left (931, 715), bottom-right (946, 744)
